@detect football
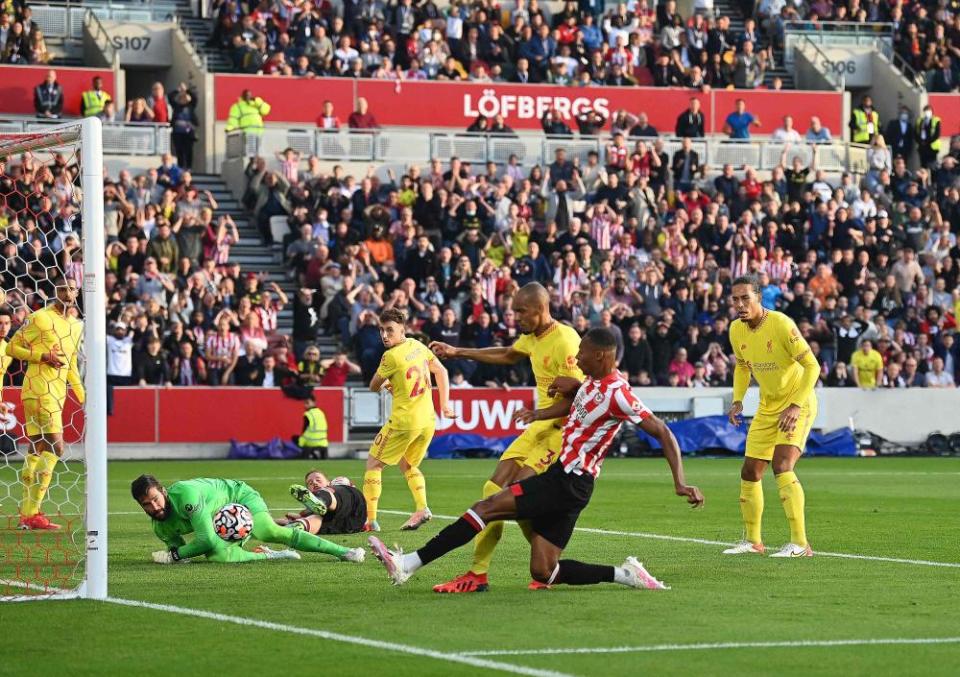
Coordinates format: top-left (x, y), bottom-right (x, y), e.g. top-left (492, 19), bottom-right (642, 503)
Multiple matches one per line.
top-left (213, 503), bottom-right (254, 542)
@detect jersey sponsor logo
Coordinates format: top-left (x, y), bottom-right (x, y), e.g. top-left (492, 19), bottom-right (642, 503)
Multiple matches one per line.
top-left (752, 361), bottom-right (780, 372)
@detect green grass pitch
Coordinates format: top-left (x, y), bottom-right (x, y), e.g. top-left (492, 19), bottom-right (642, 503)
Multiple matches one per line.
top-left (2, 456), bottom-right (959, 677)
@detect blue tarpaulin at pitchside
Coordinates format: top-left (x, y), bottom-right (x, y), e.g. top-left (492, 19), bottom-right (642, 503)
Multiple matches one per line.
top-left (427, 415), bottom-right (857, 458)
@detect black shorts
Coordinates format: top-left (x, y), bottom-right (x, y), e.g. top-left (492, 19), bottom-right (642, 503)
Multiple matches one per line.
top-left (509, 462), bottom-right (594, 549)
top-left (318, 486), bottom-right (367, 534)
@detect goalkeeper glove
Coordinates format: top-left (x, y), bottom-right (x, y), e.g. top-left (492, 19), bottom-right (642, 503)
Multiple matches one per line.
top-left (152, 548), bottom-right (188, 565)
top-left (254, 545), bottom-right (302, 561)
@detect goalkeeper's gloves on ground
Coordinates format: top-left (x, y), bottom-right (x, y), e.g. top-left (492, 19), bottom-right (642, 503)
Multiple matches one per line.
top-left (152, 548), bottom-right (189, 564)
top-left (254, 545), bottom-right (302, 561)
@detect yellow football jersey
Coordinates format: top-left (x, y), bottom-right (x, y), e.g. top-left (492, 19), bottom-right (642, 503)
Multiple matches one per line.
top-left (0, 338), bottom-right (9, 399)
top-left (731, 310), bottom-right (817, 415)
top-left (5, 306), bottom-right (84, 404)
top-left (377, 338), bottom-right (437, 430)
top-left (512, 321), bottom-right (584, 415)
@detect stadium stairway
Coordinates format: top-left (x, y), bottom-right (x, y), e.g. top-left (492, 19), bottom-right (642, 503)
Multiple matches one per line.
top-left (711, 0), bottom-right (795, 89)
top-left (174, 0), bottom-right (234, 73)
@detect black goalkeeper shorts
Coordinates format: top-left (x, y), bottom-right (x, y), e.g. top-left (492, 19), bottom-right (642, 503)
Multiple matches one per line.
top-left (509, 462), bottom-right (594, 549)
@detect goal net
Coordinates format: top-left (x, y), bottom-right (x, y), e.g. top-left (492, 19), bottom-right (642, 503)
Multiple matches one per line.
top-left (0, 118), bottom-right (106, 602)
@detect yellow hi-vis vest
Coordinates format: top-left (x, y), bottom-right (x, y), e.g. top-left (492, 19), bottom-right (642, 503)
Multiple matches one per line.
top-left (225, 97), bottom-right (271, 135)
top-left (299, 407), bottom-right (328, 448)
top-left (82, 89), bottom-right (111, 117)
top-left (916, 116), bottom-right (942, 151)
top-left (851, 108), bottom-right (879, 143)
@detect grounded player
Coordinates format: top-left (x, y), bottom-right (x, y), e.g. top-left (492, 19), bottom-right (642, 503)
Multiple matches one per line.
top-left (365, 307), bottom-right (453, 532)
top-left (132, 474), bottom-right (366, 564)
top-left (8, 276), bottom-right (85, 531)
top-left (725, 274), bottom-right (820, 558)
top-left (370, 328), bottom-right (704, 590)
top-left (429, 282), bottom-right (584, 593)
top-left (279, 470), bottom-right (367, 535)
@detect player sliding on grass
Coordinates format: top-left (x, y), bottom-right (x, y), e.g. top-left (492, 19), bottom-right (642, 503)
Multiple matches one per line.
top-left (370, 328), bottom-right (704, 590)
top-left (132, 475), bottom-right (366, 564)
top-left (429, 282), bottom-right (583, 593)
top-left (364, 307), bottom-right (453, 532)
top-left (725, 275), bottom-right (820, 558)
top-left (278, 469), bottom-right (367, 535)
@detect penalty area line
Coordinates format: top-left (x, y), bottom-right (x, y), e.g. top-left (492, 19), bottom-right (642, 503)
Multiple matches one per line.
top-left (377, 510), bottom-right (960, 570)
top-left (103, 597), bottom-right (575, 677)
top-left (458, 636), bottom-right (960, 657)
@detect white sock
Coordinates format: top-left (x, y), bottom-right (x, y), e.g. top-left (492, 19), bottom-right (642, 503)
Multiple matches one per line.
top-left (613, 566), bottom-right (632, 586)
top-left (401, 551), bottom-right (422, 572)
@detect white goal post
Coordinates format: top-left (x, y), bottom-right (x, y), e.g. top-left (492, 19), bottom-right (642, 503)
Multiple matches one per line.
top-left (0, 117), bottom-right (106, 601)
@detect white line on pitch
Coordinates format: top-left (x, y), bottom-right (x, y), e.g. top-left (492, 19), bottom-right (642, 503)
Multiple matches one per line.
top-left (457, 637), bottom-right (960, 657)
top-left (376, 510), bottom-right (960, 569)
top-left (104, 597), bottom-right (573, 677)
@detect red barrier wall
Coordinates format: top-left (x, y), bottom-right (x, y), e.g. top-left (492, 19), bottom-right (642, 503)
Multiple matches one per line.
top-left (0, 387), bottom-right (345, 444)
top-left (214, 73), bottom-right (355, 126)
top-left (0, 65), bottom-right (116, 117)
top-left (213, 74), bottom-right (844, 135)
top-left (928, 94), bottom-right (960, 137)
top-left (433, 387), bottom-right (535, 437)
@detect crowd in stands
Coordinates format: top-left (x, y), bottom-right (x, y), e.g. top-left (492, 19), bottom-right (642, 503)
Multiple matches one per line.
top-left (32, 71), bottom-right (200, 170)
top-left (0, 6), bottom-right (50, 65)
top-left (1, 131), bottom-right (958, 392)
top-left (208, 0), bottom-right (782, 89)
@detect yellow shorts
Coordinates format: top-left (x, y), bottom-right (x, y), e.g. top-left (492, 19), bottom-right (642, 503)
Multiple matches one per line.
top-left (369, 424), bottom-right (434, 467)
top-left (501, 419), bottom-right (564, 474)
top-left (745, 397), bottom-right (818, 461)
top-left (23, 396), bottom-right (64, 437)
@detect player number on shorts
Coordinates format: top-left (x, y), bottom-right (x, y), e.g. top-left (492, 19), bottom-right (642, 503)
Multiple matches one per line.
top-left (406, 361), bottom-right (431, 398)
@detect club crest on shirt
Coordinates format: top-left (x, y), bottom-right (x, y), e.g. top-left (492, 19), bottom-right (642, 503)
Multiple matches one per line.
top-left (543, 356), bottom-right (552, 368)
top-left (766, 340), bottom-right (773, 353)
top-left (740, 344), bottom-right (747, 351)
top-left (565, 354), bottom-right (577, 367)
top-left (594, 391), bottom-right (605, 404)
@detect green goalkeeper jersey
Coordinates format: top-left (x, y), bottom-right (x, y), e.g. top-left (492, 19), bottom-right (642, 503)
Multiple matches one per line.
top-left (152, 478), bottom-right (262, 559)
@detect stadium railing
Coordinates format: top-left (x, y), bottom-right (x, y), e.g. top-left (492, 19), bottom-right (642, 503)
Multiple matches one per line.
top-left (0, 116), bottom-right (170, 155)
top-left (783, 21), bottom-right (893, 68)
top-left (226, 129), bottom-right (870, 174)
top-left (32, 0), bottom-right (180, 42)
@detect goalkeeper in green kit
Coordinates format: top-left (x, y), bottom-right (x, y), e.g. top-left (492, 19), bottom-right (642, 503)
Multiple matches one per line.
top-left (131, 475), bottom-right (366, 564)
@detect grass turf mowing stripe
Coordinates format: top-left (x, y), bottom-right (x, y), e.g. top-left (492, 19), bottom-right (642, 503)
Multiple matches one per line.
top-left (458, 637), bottom-right (960, 656)
top-left (376, 510), bottom-right (960, 569)
top-left (104, 596), bottom-right (575, 677)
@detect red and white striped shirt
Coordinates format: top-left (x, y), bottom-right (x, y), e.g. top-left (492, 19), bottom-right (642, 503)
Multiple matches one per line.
top-left (559, 371), bottom-right (651, 478)
top-left (205, 331), bottom-right (240, 367)
top-left (256, 303), bottom-right (279, 333)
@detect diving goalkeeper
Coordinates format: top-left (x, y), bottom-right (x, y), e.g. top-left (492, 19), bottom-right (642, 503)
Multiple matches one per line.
top-left (131, 475), bottom-right (365, 564)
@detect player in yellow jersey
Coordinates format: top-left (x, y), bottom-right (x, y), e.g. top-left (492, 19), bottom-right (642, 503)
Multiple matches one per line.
top-left (365, 307), bottom-right (453, 532)
top-left (7, 276), bottom-right (85, 531)
top-left (725, 275), bottom-right (820, 558)
top-left (0, 308), bottom-right (13, 435)
top-left (429, 282), bottom-right (583, 592)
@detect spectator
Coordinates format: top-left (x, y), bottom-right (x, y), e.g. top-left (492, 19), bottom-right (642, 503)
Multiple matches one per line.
top-left (81, 75), bottom-right (112, 118)
top-left (675, 98), bottom-right (705, 138)
top-left (883, 106), bottom-right (914, 161)
top-left (805, 116), bottom-right (832, 144)
top-left (146, 81), bottom-right (170, 125)
top-left (170, 84), bottom-right (199, 169)
top-left (107, 322), bottom-right (135, 387)
top-left (723, 99), bottom-right (760, 139)
top-left (33, 69), bottom-right (62, 119)
top-left (316, 100), bottom-right (340, 129)
top-left (28, 27), bottom-right (49, 64)
top-left (671, 137), bottom-right (702, 193)
top-left (771, 115), bottom-right (802, 143)
top-left (135, 334), bottom-right (172, 386)
top-left (732, 40), bottom-right (765, 89)
top-left (125, 98), bottom-right (155, 124)
top-left (925, 356), bottom-right (955, 388)
top-left (205, 315), bottom-right (241, 385)
top-left (348, 97), bottom-right (379, 129)
top-left (320, 351), bottom-right (362, 386)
